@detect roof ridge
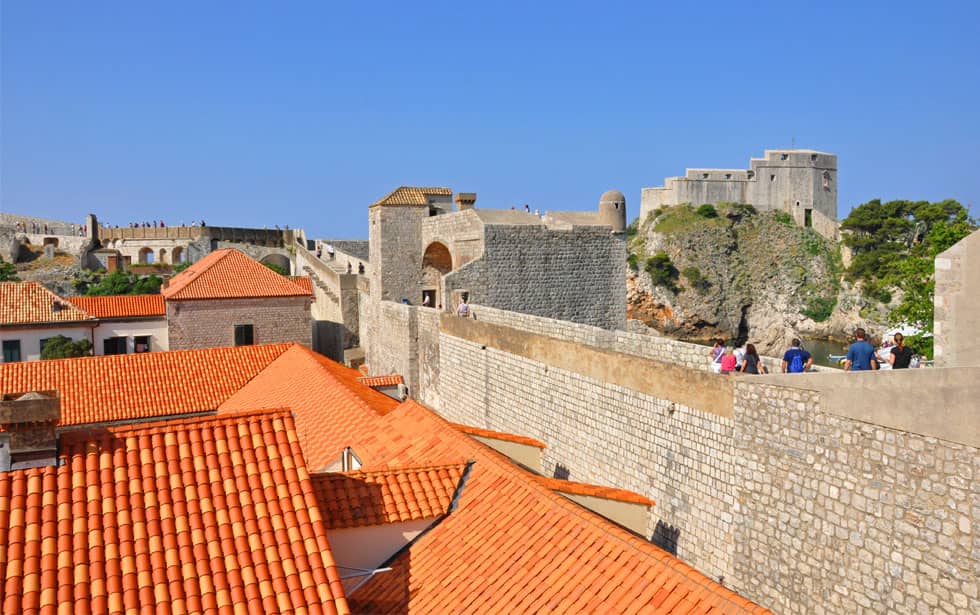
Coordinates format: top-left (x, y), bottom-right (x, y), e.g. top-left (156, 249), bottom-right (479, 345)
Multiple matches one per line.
top-left (61, 408), bottom-right (294, 442)
top-left (326, 460), bottom-right (470, 478)
top-left (290, 345), bottom-right (394, 416)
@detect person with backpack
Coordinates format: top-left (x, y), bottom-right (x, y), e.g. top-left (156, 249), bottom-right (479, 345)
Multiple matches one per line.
top-left (845, 328), bottom-right (878, 371)
top-left (781, 338), bottom-right (813, 373)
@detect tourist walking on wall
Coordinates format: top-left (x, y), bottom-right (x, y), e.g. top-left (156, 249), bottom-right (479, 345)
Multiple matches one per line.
top-left (845, 328), bottom-right (878, 371)
top-left (782, 339), bottom-right (813, 373)
top-left (889, 333), bottom-right (913, 369)
top-left (456, 298), bottom-right (471, 317)
top-left (740, 344), bottom-right (767, 374)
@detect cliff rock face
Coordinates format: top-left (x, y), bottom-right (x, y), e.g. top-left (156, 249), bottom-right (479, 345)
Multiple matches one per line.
top-left (627, 205), bottom-right (876, 355)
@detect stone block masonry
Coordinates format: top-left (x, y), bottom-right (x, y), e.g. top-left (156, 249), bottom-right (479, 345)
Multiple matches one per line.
top-left (167, 297), bottom-right (311, 350)
top-left (429, 306), bottom-right (978, 612)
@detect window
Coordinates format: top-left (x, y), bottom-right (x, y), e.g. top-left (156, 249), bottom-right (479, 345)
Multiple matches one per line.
top-left (770, 174), bottom-right (776, 182)
top-left (780, 153), bottom-right (788, 160)
top-left (103, 337), bottom-right (128, 355)
top-left (234, 324), bottom-right (254, 346)
top-left (2, 340), bottom-right (21, 363)
top-left (724, 173), bottom-right (732, 180)
top-left (134, 336), bottom-right (151, 353)
top-left (823, 170), bottom-right (832, 190)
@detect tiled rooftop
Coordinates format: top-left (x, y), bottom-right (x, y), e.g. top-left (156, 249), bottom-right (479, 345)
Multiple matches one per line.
top-left (0, 282), bottom-right (96, 326)
top-left (65, 294), bottom-right (166, 319)
top-left (288, 276), bottom-right (314, 295)
top-left (0, 409), bottom-right (350, 614)
top-left (311, 463), bottom-right (466, 530)
top-left (369, 186), bottom-right (452, 207)
top-left (356, 374), bottom-right (404, 388)
top-left (161, 249), bottom-right (313, 301)
top-left (0, 343), bottom-right (290, 426)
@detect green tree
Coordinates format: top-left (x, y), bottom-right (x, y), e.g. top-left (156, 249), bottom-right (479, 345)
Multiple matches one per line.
top-left (41, 335), bottom-right (93, 359)
top-left (841, 198), bottom-right (975, 356)
top-left (0, 256), bottom-right (19, 281)
top-left (84, 270), bottom-right (162, 296)
top-left (263, 262), bottom-right (288, 276)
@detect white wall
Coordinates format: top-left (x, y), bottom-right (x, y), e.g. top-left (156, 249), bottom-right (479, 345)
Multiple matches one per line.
top-left (92, 319), bottom-right (169, 354)
top-left (0, 325), bottom-right (95, 362)
top-left (327, 518), bottom-right (435, 595)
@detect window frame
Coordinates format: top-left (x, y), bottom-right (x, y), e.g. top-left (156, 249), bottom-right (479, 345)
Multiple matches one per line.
top-left (234, 324), bottom-right (254, 346)
top-left (2, 339), bottom-right (22, 363)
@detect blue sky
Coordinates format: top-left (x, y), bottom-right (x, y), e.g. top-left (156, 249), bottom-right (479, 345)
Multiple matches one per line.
top-left (2, 1), bottom-right (978, 238)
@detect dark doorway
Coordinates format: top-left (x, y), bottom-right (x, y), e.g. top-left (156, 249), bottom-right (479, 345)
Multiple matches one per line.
top-left (804, 208), bottom-right (813, 228)
top-left (422, 289), bottom-right (436, 307)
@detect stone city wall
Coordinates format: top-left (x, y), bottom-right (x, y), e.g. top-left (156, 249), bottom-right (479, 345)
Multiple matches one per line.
top-left (166, 296), bottom-right (311, 351)
top-left (443, 226), bottom-right (627, 330)
top-left (732, 370), bottom-right (979, 614)
top-left (430, 307), bottom-right (977, 613)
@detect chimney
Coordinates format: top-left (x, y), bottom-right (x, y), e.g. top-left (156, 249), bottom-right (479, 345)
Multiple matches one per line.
top-left (0, 391), bottom-right (61, 471)
top-left (455, 193), bottom-right (477, 211)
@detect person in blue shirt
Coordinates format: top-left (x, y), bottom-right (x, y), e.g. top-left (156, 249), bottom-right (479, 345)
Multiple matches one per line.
top-left (781, 338), bottom-right (813, 373)
top-left (845, 328), bottom-right (879, 371)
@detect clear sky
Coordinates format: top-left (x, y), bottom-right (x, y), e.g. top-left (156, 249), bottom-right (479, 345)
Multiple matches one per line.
top-left (2, 1), bottom-right (978, 239)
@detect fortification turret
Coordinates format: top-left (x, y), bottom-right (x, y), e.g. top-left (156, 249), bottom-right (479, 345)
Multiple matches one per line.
top-left (598, 190), bottom-right (627, 232)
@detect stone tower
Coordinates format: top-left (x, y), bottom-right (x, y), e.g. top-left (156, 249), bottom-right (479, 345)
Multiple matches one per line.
top-left (597, 190), bottom-right (628, 232)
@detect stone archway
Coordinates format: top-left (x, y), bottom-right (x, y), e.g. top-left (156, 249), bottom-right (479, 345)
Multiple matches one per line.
top-left (158, 248), bottom-right (168, 264)
top-left (421, 242), bottom-right (453, 308)
top-left (138, 247), bottom-right (154, 264)
top-left (172, 246), bottom-right (185, 263)
top-left (260, 253), bottom-right (291, 275)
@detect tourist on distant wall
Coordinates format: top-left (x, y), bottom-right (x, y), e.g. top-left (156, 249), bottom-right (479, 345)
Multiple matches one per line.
top-left (456, 298), bottom-right (470, 317)
top-left (845, 328), bottom-right (878, 371)
top-left (889, 333), bottom-right (913, 369)
top-left (708, 339), bottom-right (725, 374)
top-left (740, 344), bottom-right (767, 374)
top-left (782, 339), bottom-right (813, 373)
top-left (720, 348), bottom-right (737, 374)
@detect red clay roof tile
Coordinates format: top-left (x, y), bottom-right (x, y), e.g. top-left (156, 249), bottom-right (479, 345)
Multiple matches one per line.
top-left (288, 276), bottom-right (314, 295)
top-left (161, 249), bottom-right (312, 301)
top-left (0, 343), bottom-right (290, 426)
top-left (0, 410), bottom-right (350, 615)
top-left (356, 374), bottom-right (404, 388)
top-left (450, 422), bottom-right (547, 448)
top-left (311, 463), bottom-right (466, 530)
top-left (0, 282), bottom-right (96, 326)
top-left (64, 294), bottom-right (166, 319)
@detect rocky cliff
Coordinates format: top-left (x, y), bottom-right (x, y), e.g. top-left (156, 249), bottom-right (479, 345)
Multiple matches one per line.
top-left (626, 204), bottom-right (881, 355)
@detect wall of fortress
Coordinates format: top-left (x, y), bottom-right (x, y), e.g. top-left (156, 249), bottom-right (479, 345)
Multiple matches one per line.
top-left (421, 306), bottom-right (978, 613)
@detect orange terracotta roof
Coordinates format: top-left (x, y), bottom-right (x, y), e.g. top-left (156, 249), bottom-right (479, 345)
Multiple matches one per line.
top-left (221, 350), bottom-right (770, 613)
top-left (162, 249), bottom-right (312, 300)
top-left (356, 374), bottom-right (404, 387)
top-left (218, 345), bottom-right (402, 472)
top-left (0, 343), bottom-right (291, 427)
top-left (350, 402), bottom-right (771, 614)
top-left (0, 409), bottom-right (350, 615)
top-left (369, 186), bottom-right (452, 207)
top-left (537, 475), bottom-right (655, 506)
top-left (0, 282), bottom-right (96, 326)
top-left (288, 276), bottom-right (314, 295)
top-left (311, 463), bottom-right (466, 530)
top-left (65, 294), bottom-right (166, 319)
top-left (450, 422), bottom-right (547, 448)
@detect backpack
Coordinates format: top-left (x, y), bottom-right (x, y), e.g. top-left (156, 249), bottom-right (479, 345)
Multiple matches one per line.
top-left (788, 350), bottom-right (804, 373)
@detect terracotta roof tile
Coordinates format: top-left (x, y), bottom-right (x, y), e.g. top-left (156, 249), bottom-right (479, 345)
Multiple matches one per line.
top-left (536, 476), bottom-right (655, 506)
top-left (311, 463), bottom-right (466, 530)
top-left (450, 422), bottom-right (547, 448)
top-left (0, 410), bottom-right (350, 614)
top-left (356, 374), bottom-right (404, 388)
top-left (162, 249), bottom-right (312, 301)
top-left (369, 186), bottom-right (452, 208)
top-left (64, 294), bottom-right (166, 319)
top-left (0, 282), bottom-right (96, 326)
top-left (288, 276), bottom-right (314, 295)
top-left (218, 346), bottom-right (401, 472)
top-left (0, 343), bottom-right (290, 426)
top-left (224, 351), bottom-right (770, 613)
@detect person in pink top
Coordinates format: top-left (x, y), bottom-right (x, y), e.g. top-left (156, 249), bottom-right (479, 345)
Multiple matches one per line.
top-left (720, 348), bottom-right (738, 374)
